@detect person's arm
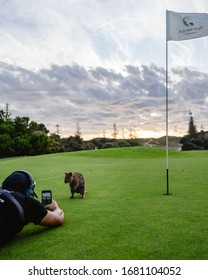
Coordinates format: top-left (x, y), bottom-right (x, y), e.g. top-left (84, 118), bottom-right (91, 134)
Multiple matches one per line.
top-left (39, 200), bottom-right (64, 227)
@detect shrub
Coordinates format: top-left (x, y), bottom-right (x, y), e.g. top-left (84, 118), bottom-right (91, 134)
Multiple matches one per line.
top-left (101, 142), bottom-right (118, 149)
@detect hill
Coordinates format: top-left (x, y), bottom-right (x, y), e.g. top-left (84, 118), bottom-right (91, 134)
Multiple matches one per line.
top-left (143, 135), bottom-right (182, 150)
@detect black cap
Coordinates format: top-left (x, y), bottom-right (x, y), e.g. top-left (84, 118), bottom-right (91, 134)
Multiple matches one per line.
top-left (2, 170), bottom-right (37, 198)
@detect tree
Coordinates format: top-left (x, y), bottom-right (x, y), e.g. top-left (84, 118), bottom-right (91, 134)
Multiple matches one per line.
top-left (188, 112), bottom-right (197, 139)
top-left (56, 124), bottom-right (60, 135)
top-left (0, 134), bottom-right (14, 157)
top-left (37, 123), bottom-right (49, 134)
top-left (5, 103), bottom-right (11, 119)
top-left (61, 135), bottom-right (84, 152)
top-left (30, 132), bottom-right (52, 155)
top-left (112, 123), bottom-right (118, 139)
top-left (75, 122), bottom-right (81, 137)
top-left (50, 133), bottom-right (65, 153)
top-left (13, 116), bottom-right (31, 136)
top-left (0, 107), bottom-right (14, 156)
top-left (0, 105), bottom-right (53, 157)
top-left (13, 136), bottom-right (32, 156)
top-left (0, 104), bottom-right (11, 121)
top-left (180, 112), bottom-right (205, 151)
top-left (129, 128), bottom-right (137, 139)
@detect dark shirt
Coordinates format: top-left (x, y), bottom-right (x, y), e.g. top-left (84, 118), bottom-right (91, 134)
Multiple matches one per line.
top-left (0, 191), bottom-right (47, 243)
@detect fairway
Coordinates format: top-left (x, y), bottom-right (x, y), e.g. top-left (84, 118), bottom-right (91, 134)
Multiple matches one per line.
top-left (0, 147), bottom-right (208, 260)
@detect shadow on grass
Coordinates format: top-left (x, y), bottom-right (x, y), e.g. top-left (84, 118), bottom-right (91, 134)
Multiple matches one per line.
top-left (0, 226), bottom-right (55, 249)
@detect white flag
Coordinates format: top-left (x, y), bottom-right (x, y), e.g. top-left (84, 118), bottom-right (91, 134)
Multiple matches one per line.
top-left (166, 10), bottom-right (208, 41)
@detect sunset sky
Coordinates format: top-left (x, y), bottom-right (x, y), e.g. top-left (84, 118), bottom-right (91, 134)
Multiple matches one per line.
top-left (1, 0), bottom-right (208, 139)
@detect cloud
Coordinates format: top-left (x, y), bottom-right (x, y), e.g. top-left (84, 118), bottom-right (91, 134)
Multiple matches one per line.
top-left (0, 61), bottom-right (208, 138)
top-left (3, 0), bottom-right (208, 72)
top-left (1, 0), bottom-right (208, 138)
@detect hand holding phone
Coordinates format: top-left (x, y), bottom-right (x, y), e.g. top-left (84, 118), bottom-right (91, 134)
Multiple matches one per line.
top-left (41, 190), bottom-right (52, 206)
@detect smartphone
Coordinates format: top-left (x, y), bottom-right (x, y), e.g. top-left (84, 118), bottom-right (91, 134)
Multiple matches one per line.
top-left (41, 190), bottom-right (52, 206)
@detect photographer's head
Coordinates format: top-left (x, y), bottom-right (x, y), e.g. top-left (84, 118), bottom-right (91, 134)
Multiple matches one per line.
top-left (2, 170), bottom-right (38, 198)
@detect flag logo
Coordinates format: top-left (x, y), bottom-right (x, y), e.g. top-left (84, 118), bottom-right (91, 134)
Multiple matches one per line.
top-left (183, 17), bottom-right (194, 27)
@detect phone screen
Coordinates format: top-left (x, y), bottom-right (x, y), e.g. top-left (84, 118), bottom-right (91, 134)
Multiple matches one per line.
top-left (42, 190), bottom-right (52, 206)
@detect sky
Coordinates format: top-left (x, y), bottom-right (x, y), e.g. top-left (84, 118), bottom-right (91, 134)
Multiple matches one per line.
top-left (1, 0), bottom-right (208, 139)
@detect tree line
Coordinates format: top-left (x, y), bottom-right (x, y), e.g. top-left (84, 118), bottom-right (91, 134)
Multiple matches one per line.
top-left (0, 107), bottom-right (141, 158)
top-left (2, 105), bottom-right (205, 158)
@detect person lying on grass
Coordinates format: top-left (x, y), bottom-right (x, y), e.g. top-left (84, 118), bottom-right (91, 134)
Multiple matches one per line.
top-left (0, 170), bottom-right (64, 245)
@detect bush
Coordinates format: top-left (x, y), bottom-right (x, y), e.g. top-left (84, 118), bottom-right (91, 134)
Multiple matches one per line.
top-left (182, 141), bottom-right (203, 151)
top-left (116, 140), bottom-right (131, 147)
top-left (101, 142), bottom-right (118, 149)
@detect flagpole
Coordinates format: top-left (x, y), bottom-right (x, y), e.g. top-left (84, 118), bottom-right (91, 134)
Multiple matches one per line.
top-left (165, 10), bottom-right (170, 195)
top-left (165, 9), bottom-right (208, 195)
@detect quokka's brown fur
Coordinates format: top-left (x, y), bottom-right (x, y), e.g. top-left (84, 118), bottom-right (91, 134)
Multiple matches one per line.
top-left (64, 172), bottom-right (86, 199)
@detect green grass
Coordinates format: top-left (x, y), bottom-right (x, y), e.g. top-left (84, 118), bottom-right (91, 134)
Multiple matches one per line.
top-left (0, 147), bottom-right (208, 260)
